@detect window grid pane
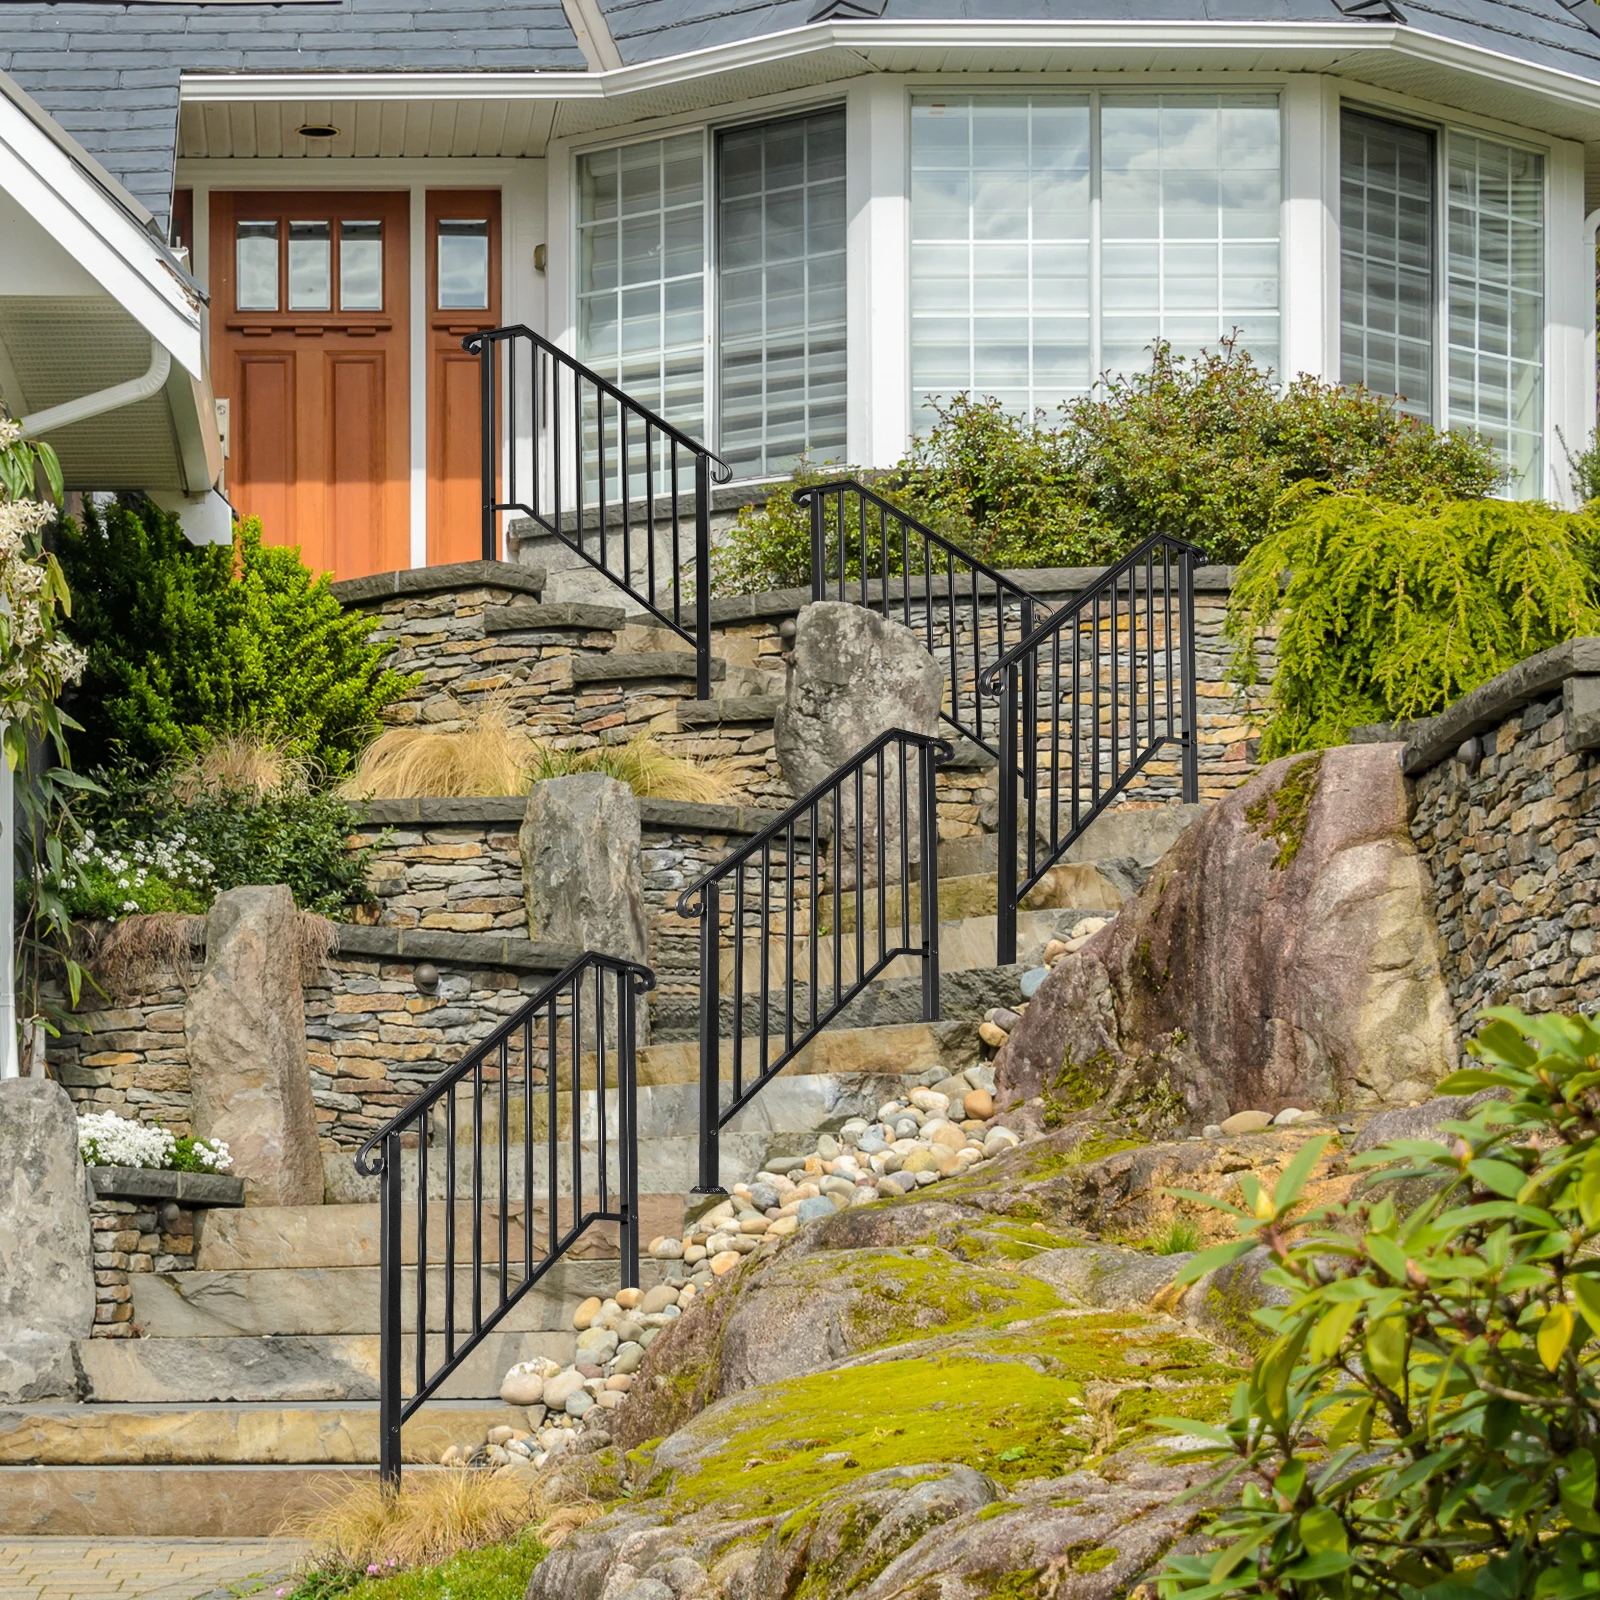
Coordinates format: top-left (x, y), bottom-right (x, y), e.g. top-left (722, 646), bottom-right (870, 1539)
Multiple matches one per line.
top-left (1446, 133), bottom-right (1544, 495)
top-left (1339, 113), bottom-right (1434, 419)
top-left (910, 94), bottom-right (1091, 424)
top-left (577, 133), bottom-right (705, 437)
top-left (717, 109), bottom-right (847, 480)
top-left (909, 93), bottom-right (1280, 426)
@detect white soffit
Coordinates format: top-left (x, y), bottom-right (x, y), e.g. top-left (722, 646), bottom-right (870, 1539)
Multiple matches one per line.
top-left (177, 22), bottom-right (1600, 150)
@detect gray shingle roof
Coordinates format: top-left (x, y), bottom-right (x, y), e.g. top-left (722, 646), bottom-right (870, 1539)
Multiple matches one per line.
top-left (596, 0), bottom-right (1600, 81)
top-left (0, 1), bottom-right (585, 225)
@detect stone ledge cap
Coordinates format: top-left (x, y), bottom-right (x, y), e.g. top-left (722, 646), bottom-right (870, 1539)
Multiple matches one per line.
top-left (88, 1166), bottom-right (244, 1207)
top-left (332, 560), bottom-right (546, 607)
top-left (1401, 637), bottom-right (1600, 775)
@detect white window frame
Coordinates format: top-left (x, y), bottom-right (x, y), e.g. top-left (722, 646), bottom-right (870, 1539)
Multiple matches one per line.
top-left (904, 86), bottom-right (1286, 424)
top-left (1339, 97), bottom-right (1551, 490)
top-left (568, 102), bottom-right (851, 483)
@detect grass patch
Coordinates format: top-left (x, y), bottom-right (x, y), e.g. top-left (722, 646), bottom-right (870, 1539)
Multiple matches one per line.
top-left (342, 699), bottom-right (732, 802)
top-left (282, 1531), bottom-right (546, 1600)
top-left (1146, 1219), bottom-right (1204, 1255)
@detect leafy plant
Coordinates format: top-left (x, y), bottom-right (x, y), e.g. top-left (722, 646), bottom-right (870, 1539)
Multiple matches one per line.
top-left (53, 830), bottom-right (212, 920)
top-left (1155, 1008), bottom-right (1600, 1599)
top-left (1562, 426), bottom-right (1600, 506)
top-left (83, 767), bottom-right (373, 919)
top-left (1228, 494), bottom-right (1600, 757)
top-left (56, 497), bottom-right (414, 775)
top-left (713, 343), bottom-right (1504, 595)
top-left (284, 1531), bottom-right (546, 1600)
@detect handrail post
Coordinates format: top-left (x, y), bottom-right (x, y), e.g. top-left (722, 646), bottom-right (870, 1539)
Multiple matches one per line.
top-left (1179, 548), bottom-right (1199, 805)
top-left (809, 489), bottom-right (826, 602)
top-left (694, 452), bottom-right (712, 702)
top-left (919, 739), bottom-right (941, 1023)
top-left (480, 336), bottom-right (497, 563)
top-left (996, 666), bottom-right (1020, 967)
top-left (378, 1129), bottom-right (403, 1488)
top-left (693, 891), bottom-right (724, 1194)
top-left (618, 971), bottom-right (640, 1290)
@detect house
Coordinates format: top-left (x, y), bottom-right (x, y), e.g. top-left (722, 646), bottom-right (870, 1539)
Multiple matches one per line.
top-left (2, 0), bottom-right (1599, 583)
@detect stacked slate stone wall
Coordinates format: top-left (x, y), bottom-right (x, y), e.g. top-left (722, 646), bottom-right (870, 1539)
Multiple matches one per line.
top-left (1407, 642), bottom-right (1600, 1034)
top-left (337, 563), bottom-right (1274, 819)
top-left (48, 978), bottom-right (195, 1134)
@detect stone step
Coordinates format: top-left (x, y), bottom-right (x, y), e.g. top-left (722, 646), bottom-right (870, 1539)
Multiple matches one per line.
top-left (0, 1462), bottom-right (374, 1537)
top-left (483, 600), bottom-right (626, 633)
top-left (0, 1399), bottom-right (518, 1467)
top-left (676, 695), bottom-right (783, 727)
top-left (195, 1199), bottom-right (681, 1272)
top-left (571, 651), bottom-right (725, 684)
top-left (130, 1260), bottom-right (668, 1340)
top-left (77, 1329), bottom-right (563, 1404)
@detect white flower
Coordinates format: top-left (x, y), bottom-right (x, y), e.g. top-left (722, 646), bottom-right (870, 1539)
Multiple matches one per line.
top-left (77, 1111), bottom-right (176, 1171)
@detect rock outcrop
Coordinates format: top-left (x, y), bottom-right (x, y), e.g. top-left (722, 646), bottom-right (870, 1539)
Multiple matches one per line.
top-left (775, 601), bottom-right (944, 885)
top-left (186, 885), bottom-right (323, 1206)
top-left (995, 743), bottom-right (1459, 1126)
top-left (0, 1078), bottom-right (93, 1400)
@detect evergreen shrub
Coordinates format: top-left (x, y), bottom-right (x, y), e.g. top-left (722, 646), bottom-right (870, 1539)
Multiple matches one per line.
top-left (57, 496), bottom-right (412, 774)
top-left (1228, 494), bottom-right (1600, 757)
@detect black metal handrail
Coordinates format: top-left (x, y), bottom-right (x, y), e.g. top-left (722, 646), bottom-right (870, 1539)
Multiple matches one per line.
top-left (467, 325), bottom-right (732, 700)
top-left (676, 727), bottom-right (951, 1193)
top-left (796, 478), bottom-right (1042, 757)
top-left (354, 949), bottom-right (654, 1485)
top-left (979, 533), bottom-right (1202, 964)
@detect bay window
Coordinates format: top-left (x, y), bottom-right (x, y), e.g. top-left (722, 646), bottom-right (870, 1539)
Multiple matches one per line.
top-left (909, 92), bottom-right (1282, 423)
top-left (1340, 109), bottom-right (1545, 494)
top-left (575, 108), bottom-right (847, 481)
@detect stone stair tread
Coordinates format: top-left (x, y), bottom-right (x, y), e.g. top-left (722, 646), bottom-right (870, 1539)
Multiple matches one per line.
top-left (76, 1330), bottom-right (566, 1404)
top-left (571, 651), bottom-right (724, 684)
top-left (676, 696), bottom-right (782, 726)
top-left (482, 600), bottom-right (625, 633)
top-left (0, 1399), bottom-right (520, 1467)
top-left (0, 1462), bottom-right (376, 1538)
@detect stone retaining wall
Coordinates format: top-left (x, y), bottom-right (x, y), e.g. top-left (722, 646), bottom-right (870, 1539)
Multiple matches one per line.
top-left (1407, 640), bottom-right (1600, 1032)
top-left (335, 563), bottom-right (1274, 817)
top-left (48, 979), bottom-right (194, 1134)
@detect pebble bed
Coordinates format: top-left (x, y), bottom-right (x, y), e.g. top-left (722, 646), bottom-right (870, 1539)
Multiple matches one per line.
top-left (447, 914), bottom-right (1114, 1472)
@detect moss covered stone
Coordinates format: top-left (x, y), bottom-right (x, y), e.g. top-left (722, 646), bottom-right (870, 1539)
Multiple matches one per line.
top-left (1245, 750), bottom-right (1323, 870)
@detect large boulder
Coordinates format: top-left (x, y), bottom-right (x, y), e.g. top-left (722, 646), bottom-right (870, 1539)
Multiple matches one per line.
top-left (996, 743), bottom-right (1458, 1125)
top-left (521, 773), bottom-right (648, 964)
top-left (0, 1079), bottom-right (93, 1399)
top-left (775, 601), bottom-right (944, 886)
top-left (186, 886), bottom-right (323, 1206)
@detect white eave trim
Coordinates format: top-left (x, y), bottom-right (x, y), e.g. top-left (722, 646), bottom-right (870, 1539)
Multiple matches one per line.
top-left (177, 15), bottom-right (1600, 119)
top-left (0, 95), bottom-right (203, 378)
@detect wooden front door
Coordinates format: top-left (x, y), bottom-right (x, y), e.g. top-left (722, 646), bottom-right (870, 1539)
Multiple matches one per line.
top-left (210, 192), bottom-right (410, 580)
top-left (426, 191), bottom-right (502, 566)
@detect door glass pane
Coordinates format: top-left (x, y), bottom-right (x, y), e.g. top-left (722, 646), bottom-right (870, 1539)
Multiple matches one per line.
top-left (236, 220), bottom-right (279, 311)
top-left (1340, 112), bottom-right (1434, 420)
top-left (1446, 133), bottom-right (1544, 496)
top-left (578, 133), bottom-right (705, 437)
top-left (716, 108), bottom-right (846, 479)
top-left (288, 221), bottom-right (332, 311)
top-left (438, 219), bottom-right (489, 310)
top-left (340, 220), bottom-right (383, 311)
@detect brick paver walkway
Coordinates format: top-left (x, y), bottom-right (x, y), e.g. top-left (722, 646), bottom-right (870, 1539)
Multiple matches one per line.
top-left (0, 1540), bottom-right (305, 1600)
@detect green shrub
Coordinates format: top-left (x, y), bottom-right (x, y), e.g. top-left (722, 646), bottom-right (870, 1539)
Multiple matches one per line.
top-left (1228, 494), bottom-right (1600, 757)
top-left (56, 497), bottom-right (413, 775)
top-left (1157, 1007), bottom-right (1600, 1598)
top-left (1056, 340), bottom-right (1503, 563)
top-left (83, 768), bottom-right (373, 918)
top-left (712, 343), bottom-right (1503, 595)
top-left (56, 832), bottom-right (212, 920)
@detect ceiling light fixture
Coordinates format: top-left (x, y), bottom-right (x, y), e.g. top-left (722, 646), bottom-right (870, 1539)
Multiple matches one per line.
top-left (297, 124), bottom-right (339, 139)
